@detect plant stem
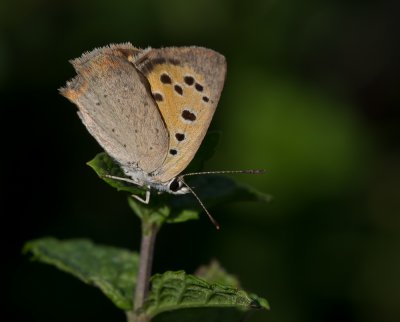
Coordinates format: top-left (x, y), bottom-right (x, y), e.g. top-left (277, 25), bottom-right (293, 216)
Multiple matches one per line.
top-left (128, 221), bottom-right (158, 322)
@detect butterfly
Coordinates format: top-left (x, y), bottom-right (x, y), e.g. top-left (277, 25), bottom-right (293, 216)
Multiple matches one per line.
top-left (60, 43), bottom-right (227, 201)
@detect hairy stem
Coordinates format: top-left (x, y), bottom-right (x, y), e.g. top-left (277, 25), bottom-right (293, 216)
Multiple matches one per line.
top-left (128, 222), bottom-right (158, 322)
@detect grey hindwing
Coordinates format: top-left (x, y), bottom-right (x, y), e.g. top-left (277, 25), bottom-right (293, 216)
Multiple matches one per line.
top-left (61, 45), bottom-right (169, 173)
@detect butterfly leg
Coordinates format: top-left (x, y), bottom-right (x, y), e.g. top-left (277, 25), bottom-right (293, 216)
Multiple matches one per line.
top-left (103, 174), bottom-right (139, 184)
top-left (103, 174), bottom-right (150, 204)
top-left (131, 189), bottom-right (150, 204)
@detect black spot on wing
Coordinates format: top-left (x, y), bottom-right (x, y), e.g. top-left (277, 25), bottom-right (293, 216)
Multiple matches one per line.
top-left (160, 73), bottom-right (172, 84)
top-left (174, 84), bottom-right (183, 95)
top-left (153, 92), bottom-right (163, 101)
top-left (195, 83), bottom-right (203, 92)
top-left (182, 110), bottom-right (196, 122)
top-left (184, 76), bottom-right (194, 86)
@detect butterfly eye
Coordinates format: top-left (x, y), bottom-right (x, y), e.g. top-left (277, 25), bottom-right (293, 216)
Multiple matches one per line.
top-left (169, 178), bottom-right (180, 192)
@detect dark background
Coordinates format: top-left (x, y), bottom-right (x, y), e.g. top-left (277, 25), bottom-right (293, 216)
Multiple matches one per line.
top-left (2, 0), bottom-right (399, 321)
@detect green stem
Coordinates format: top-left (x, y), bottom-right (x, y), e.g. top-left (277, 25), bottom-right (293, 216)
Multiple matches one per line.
top-left (128, 221), bottom-right (159, 322)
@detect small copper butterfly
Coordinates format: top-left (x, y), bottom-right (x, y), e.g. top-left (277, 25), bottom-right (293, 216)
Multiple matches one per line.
top-left (61, 43), bottom-right (263, 228)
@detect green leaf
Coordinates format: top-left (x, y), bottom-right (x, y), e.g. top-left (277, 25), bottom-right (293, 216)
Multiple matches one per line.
top-left (143, 271), bottom-right (269, 319)
top-left (23, 237), bottom-right (138, 310)
top-left (127, 197), bottom-right (199, 227)
top-left (127, 197), bottom-right (170, 225)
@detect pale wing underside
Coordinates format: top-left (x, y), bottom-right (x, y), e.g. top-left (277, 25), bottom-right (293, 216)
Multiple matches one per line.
top-left (134, 47), bottom-right (227, 182)
top-left (60, 44), bottom-right (169, 173)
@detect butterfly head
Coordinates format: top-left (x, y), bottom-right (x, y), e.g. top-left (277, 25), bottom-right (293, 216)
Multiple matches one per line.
top-left (167, 177), bottom-right (189, 195)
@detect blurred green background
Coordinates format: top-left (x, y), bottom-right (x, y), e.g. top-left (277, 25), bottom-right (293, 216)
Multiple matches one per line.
top-left (2, 0), bottom-right (399, 321)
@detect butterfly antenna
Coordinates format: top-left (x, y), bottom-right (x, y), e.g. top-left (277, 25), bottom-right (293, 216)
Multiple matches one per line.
top-left (179, 178), bottom-right (220, 230)
top-left (182, 169), bottom-right (265, 177)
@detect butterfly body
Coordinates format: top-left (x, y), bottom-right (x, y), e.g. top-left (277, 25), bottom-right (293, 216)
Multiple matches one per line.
top-left (119, 164), bottom-right (188, 194)
top-left (60, 43), bottom-right (226, 195)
